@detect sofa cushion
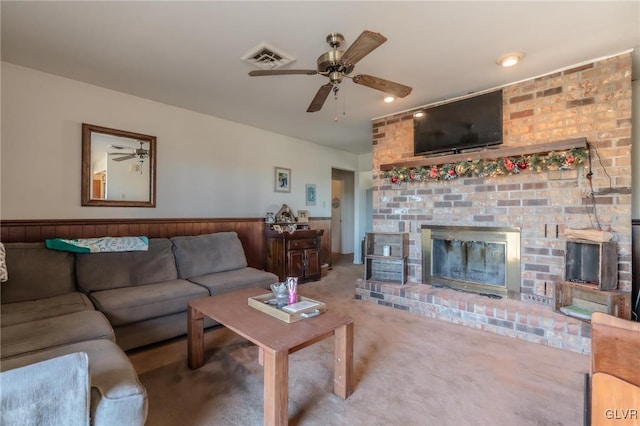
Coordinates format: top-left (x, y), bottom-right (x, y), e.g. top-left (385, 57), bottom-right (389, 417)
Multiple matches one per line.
top-left (171, 232), bottom-right (248, 279)
top-left (188, 267), bottom-right (278, 295)
top-left (0, 339), bottom-right (147, 426)
top-left (1, 310), bottom-right (114, 360)
top-left (89, 279), bottom-right (209, 327)
top-left (76, 238), bottom-right (178, 293)
top-left (1, 242), bottom-right (76, 304)
top-left (113, 311), bottom-right (217, 352)
top-left (0, 352), bottom-right (90, 426)
top-left (1, 292), bottom-right (95, 327)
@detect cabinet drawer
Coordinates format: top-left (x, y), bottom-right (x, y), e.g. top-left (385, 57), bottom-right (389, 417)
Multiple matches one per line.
top-left (288, 239), bottom-right (317, 250)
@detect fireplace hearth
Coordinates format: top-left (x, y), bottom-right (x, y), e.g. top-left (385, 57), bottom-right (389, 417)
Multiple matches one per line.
top-left (422, 225), bottom-right (521, 299)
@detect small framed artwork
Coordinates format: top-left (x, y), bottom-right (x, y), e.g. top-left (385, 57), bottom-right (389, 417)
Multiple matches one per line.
top-left (305, 184), bottom-right (316, 206)
top-left (297, 210), bottom-right (310, 223)
top-left (274, 167), bottom-right (291, 193)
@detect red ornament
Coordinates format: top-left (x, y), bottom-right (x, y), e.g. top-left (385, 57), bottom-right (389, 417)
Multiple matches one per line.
top-left (566, 156), bottom-right (574, 164)
top-left (390, 176), bottom-right (398, 183)
top-left (409, 172), bottom-right (416, 180)
top-left (517, 161), bottom-right (528, 170)
top-left (447, 169), bottom-right (456, 176)
top-left (504, 158), bottom-right (515, 172)
top-left (429, 167), bottom-right (438, 179)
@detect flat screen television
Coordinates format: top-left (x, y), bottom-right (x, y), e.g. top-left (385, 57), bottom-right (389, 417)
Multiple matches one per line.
top-left (413, 89), bottom-right (503, 156)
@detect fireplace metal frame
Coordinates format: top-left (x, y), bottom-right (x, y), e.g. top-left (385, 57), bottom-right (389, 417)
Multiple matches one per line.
top-left (421, 225), bottom-right (521, 299)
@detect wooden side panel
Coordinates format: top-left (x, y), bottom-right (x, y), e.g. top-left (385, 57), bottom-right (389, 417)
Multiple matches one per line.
top-left (591, 373), bottom-right (640, 425)
top-left (1, 217), bottom-right (331, 272)
top-left (591, 312), bottom-right (640, 387)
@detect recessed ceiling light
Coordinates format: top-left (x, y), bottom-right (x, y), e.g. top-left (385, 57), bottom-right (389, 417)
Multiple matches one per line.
top-left (384, 96), bottom-right (395, 103)
top-left (497, 52), bottom-right (525, 67)
top-left (413, 111), bottom-right (425, 118)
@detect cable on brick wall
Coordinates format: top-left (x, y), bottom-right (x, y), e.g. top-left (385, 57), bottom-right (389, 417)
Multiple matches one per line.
top-left (584, 142), bottom-right (614, 231)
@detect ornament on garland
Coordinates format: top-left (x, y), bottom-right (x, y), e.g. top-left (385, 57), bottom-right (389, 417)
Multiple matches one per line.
top-left (383, 147), bottom-right (588, 184)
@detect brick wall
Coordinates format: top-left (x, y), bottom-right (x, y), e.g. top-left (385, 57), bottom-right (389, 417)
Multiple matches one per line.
top-left (372, 52), bottom-right (633, 303)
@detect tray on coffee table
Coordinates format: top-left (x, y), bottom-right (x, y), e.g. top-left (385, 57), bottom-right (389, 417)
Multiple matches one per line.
top-left (248, 293), bottom-right (326, 323)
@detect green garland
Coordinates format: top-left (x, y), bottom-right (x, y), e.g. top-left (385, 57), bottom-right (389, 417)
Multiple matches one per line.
top-left (383, 147), bottom-right (588, 183)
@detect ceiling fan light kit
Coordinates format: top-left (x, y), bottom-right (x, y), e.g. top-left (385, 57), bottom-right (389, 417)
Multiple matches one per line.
top-left (248, 30), bottom-right (413, 113)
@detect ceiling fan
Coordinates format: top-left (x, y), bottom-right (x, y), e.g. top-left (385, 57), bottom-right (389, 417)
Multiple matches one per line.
top-left (248, 30), bottom-right (412, 112)
top-left (108, 141), bottom-right (149, 162)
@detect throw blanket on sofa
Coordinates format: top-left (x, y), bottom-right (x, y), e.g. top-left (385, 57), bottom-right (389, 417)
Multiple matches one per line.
top-left (45, 237), bottom-right (149, 253)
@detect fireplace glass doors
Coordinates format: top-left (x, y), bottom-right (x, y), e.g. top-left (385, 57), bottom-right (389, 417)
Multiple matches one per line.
top-left (432, 240), bottom-right (506, 287)
top-left (422, 226), bottom-right (521, 299)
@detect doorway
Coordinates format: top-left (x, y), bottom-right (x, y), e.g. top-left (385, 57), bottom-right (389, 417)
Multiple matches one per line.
top-left (331, 168), bottom-right (355, 262)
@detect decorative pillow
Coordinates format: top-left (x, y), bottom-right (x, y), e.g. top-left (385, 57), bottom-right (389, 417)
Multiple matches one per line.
top-left (45, 236), bottom-right (149, 253)
top-left (0, 242), bottom-right (7, 282)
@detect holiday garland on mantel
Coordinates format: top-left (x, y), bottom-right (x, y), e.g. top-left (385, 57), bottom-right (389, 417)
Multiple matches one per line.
top-left (383, 147), bottom-right (588, 183)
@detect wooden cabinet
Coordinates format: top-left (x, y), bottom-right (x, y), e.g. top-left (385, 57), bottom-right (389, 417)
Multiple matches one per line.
top-left (265, 226), bottom-right (324, 282)
top-left (364, 232), bottom-right (409, 284)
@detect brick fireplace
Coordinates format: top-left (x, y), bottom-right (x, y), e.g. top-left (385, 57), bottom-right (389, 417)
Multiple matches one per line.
top-left (356, 52), bottom-right (633, 353)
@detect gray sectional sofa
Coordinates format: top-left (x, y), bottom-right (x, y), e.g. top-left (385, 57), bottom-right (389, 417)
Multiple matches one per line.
top-left (0, 231), bottom-right (279, 426)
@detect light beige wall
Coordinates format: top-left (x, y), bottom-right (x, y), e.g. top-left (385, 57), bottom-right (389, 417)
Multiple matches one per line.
top-left (1, 62), bottom-right (359, 220)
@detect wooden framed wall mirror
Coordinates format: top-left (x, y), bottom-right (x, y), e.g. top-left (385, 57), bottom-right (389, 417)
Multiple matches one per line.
top-left (81, 123), bottom-right (156, 207)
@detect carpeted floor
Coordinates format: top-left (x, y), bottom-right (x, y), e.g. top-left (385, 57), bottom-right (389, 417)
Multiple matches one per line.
top-left (130, 254), bottom-right (589, 425)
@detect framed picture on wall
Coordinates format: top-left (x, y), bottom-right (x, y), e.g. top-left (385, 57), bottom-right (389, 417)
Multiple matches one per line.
top-left (305, 184), bottom-right (316, 206)
top-left (274, 167), bottom-right (291, 193)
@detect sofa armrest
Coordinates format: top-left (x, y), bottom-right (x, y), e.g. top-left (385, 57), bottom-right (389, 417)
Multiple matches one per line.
top-left (1, 352), bottom-right (90, 426)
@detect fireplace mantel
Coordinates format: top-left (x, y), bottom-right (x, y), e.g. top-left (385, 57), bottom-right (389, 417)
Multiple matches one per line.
top-left (379, 137), bottom-right (587, 171)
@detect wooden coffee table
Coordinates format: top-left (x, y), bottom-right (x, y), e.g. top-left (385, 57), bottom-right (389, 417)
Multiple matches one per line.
top-left (187, 287), bottom-right (354, 426)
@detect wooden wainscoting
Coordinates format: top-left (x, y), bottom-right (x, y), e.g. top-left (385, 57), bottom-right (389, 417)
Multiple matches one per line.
top-left (1, 217), bottom-right (332, 271)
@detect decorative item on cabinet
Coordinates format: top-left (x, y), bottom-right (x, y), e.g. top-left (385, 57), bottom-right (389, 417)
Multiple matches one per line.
top-left (265, 212), bottom-right (275, 223)
top-left (275, 204), bottom-right (296, 223)
top-left (297, 210), bottom-right (309, 223)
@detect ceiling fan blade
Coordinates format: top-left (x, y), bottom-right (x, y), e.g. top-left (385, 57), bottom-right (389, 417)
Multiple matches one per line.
top-left (112, 154), bottom-right (135, 162)
top-left (352, 74), bottom-right (412, 98)
top-left (339, 30), bottom-right (387, 67)
top-left (249, 69), bottom-right (318, 76)
top-left (307, 84), bottom-right (333, 112)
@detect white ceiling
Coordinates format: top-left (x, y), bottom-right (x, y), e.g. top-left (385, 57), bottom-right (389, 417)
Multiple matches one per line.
top-left (2, 1), bottom-right (639, 154)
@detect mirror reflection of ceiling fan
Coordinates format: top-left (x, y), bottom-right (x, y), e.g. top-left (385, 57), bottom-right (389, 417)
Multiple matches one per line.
top-left (248, 30), bottom-right (412, 112)
top-left (108, 141), bottom-right (149, 162)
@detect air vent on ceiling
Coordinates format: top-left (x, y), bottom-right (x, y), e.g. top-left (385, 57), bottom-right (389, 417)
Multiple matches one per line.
top-left (241, 42), bottom-right (295, 70)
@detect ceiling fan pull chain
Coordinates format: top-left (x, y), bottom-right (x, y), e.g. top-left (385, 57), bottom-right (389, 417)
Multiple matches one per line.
top-left (342, 85), bottom-right (347, 116)
top-left (333, 85), bottom-right (340, 122)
